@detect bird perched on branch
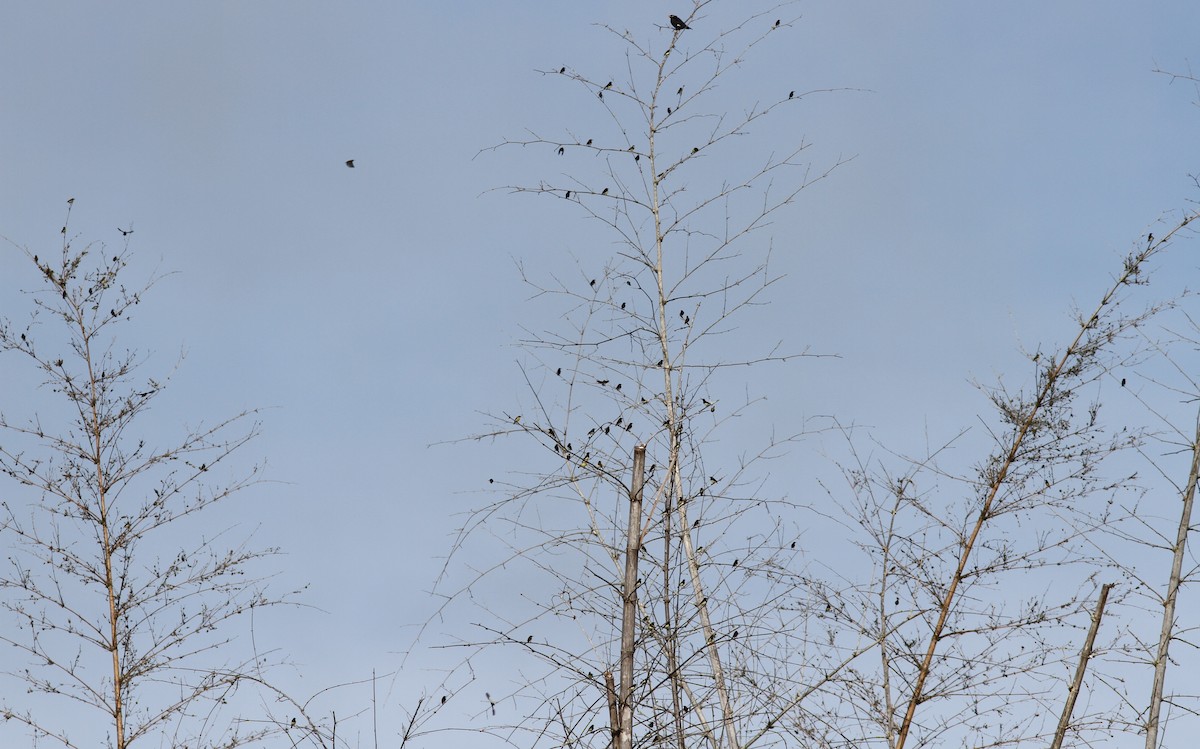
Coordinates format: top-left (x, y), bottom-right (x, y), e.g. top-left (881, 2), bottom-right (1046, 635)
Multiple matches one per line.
top-left (669, 15), bottom-right (690, 30)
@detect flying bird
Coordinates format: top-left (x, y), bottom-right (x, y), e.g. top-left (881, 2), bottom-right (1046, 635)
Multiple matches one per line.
top-left (345, 159), bottom-right (355, 168)
top-left (669, 15), bottom-right (690, 30)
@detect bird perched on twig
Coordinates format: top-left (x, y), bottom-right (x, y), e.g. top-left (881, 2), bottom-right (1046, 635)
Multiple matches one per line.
top-left (669, 15), bottom-right (690, 30)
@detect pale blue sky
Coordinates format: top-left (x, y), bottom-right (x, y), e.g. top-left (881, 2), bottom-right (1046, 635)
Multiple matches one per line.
top-left (2, 2), bottom-right (1200, 746)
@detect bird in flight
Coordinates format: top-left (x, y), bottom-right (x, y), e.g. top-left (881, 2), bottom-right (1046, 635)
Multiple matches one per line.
top-left (345, 159), bottom-right (355, 168)
top-left (669, 15), bottom-right (690, 30)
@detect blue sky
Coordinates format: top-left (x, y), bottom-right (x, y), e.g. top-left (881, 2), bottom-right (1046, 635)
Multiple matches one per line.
top-left (3, 2), bottom-right (1200, 746)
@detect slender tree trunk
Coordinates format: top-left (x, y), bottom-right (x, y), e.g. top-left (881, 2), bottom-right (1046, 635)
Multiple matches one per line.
top-left (1051, 583), bottom-right (1113, 749)
top-left (618, 445), bottom-right (647, 749)
top-left (1145, 410), bottom-right (1200, 749)
top-left (82, 322), bottom-right (125, 749)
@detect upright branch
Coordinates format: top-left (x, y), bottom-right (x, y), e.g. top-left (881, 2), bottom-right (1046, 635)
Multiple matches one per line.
top-left (1144, 407), bottom-right (1200, 749)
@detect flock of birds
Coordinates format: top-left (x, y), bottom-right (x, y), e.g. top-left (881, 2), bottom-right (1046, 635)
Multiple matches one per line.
top-left (342, 16), bottom-right (697, 170)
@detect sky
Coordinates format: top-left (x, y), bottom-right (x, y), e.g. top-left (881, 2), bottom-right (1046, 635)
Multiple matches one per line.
top-left (2, 1), bottom-right (1200, 747)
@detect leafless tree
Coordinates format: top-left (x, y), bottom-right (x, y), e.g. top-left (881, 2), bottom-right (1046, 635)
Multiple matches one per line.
top-left (0, 205), bottom-right (306, 748)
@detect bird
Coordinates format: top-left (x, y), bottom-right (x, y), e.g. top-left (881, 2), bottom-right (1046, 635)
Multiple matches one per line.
top-left (559, 66), bottom-right (566, 74)
top-left (345, 159), bottom-right (355, 168)
top-left (441, 695), bottom-right (447, 705)
top-left (691, 147), bottom-right (699, 154)
top-left (589, 278), bottom-right (596, 287)
top-left (556, 367), bottom-right (562, 376)
top-left (604, 81), bottom-right (613, 89)
top-left (566, 191), bottom-right (572, 199)
top-left (558, 146), bottom-right (565, 155)
top-left (669, 15), bottom-right (690, 30)
top-left (118, 227), bottom-right (133, 236)
top-left (789, 91), bottom-right (794, 99)
top-left (597, 379), bottom-right (610, 386)
top-left (601, 187), bottom-right (609, 195)
top-left (67, 197), bottom-right (75, 204)
top-left (775, 19), bottom-right (781, 27)
top-left (526, 635), bottom-right (533, 643)
top-left (586, 138), bottom-right (593, 146)
top-left (1121, 378), bottom-right (1127, 387)
top-left (677, 86), bottom-right (683, 95)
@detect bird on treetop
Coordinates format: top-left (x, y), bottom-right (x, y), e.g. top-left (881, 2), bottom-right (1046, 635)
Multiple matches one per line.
top-left (669, 15), bottom-right (690, 30)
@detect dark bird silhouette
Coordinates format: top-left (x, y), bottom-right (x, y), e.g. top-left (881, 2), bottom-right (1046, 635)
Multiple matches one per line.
top-left (791, 541), bottom-right (796, 549)
top-left (558, 146), bottom-right (565, 155)
top-left (601, 187), bottom-right (609, 195)
top-left (345, 159), bottom-right (355, 168)
top-left (556, 367), bottom-right (562, 376)
top-left (441, 695), bottom-right (447, 705)
top-left (691, 147), bottom-right (699, 154)
top-left (598, 91), bottom-right (603, 99)
top-left (559, 66), bottom-right (566, 74)
top-left (710, 476), bottom-right (718, 484)
top-left (615, 383), bottom-right (622, 391)
top-left (597, 379), bottom-right (609, 386)
top-left (1147, 233), bottom-right (1154, 244)
top-left (669, 15), bottom-right (690, 30)
top-left (1121, 378), bottom-right (1126, 387)
top-left (586, 138), bottom-right (593, 146)
top-left (604, 81), bottom-right (613, 89)
top-left (789, 91), bottom-right (794, 99)
top-left (667, 107), bottom-right (672, 115)
top-left (565, 191), bottom-right (571, 199)
top-left (775, 19), bottom-right (781, 27)
top-left (526, 635), bottom-right (533, 643)
top-left (677, 86), bottom-right (683, 95)
top-left (635, 154), bottom-right (640, 162)
top-left (589, 278), bottom-right (596, 287)
top-left (620, 302), bottom-right (626, 309)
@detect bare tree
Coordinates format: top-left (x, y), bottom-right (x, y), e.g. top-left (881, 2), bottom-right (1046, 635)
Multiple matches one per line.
top-left (0, 204), bottom-right (303, 748)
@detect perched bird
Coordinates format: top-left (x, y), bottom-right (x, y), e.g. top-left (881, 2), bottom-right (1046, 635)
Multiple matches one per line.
top-left (526, 635), bottom-right (533, 643)
top-left (691, 147), bottom-right (699, 154)
top-left (677, 86), bottom-right (683, 96)
top-left (556, 367), bottom-right (562, 376)
top-left (669, 15), bottom-right (690, 30)
top-left (441, 695), bottom-right (447, 705)
top-left (1147, 233), bottom-right (1154, 244)
top-left (789, 91), bottom-right (794, 99)
top-left (775, 19), bottom-right (781, 27)
top-left (604, 81), bottom-right (613, 89)
top-left (558, 146), bottom-right (565, 155)
top-left (345, 159), bottom-right (355, 168)
top-left (67, 197), bottom-right (75, 204)
top-left (586, 138), bottom-right (593, 146)
top-left (601, 187), bottom-right (609, 195)
top-left (566, 190), bottom-right (572, 199)
top-left (559, 66), bottom-right (566, 74)
top-left (589, 278), bottom-right (596, 287)
top-left (1121, 378), bottom-right (1127, 387)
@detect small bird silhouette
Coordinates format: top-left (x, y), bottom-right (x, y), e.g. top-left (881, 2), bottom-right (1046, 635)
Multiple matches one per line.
top-left (558, 146), bottom-right (565, 155)
top-left (565, 190), bottom-right (572, 199)
top-left (789, 91), bottom-right (795, 99)
top-left (559, 66), bottom-right (566, 74)
top-left (775, 19), bottom-right (781, 27)
top-left (1121, 378), bottom-right (1127, 387)
top-left (601, 187), bottom-right (609, 195)
top-left (669, 15), bottom-right (690, 30)
top-left (345, 159), bottom-right (355, 168)
top-left (586, 138), bottom-right (593, 146)
top-left (556, 367), bottom-right (562, 376)
top-left (604, 81), bottom-right (613, 89)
